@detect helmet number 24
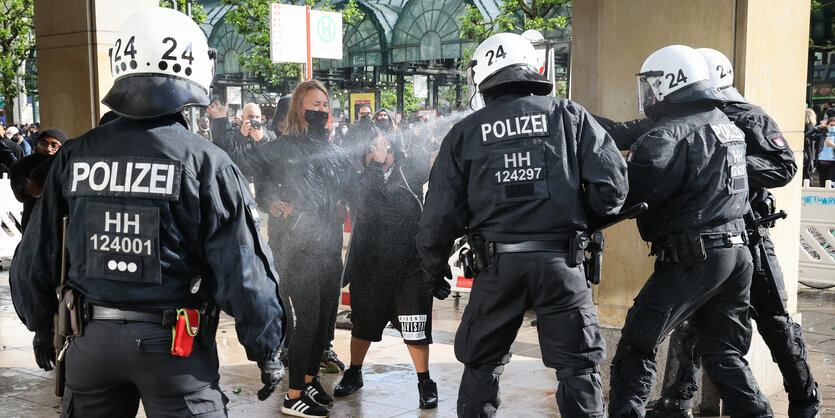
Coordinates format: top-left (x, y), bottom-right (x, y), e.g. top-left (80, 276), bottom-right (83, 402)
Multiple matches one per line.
top-left (113, 36), bottom-right (137, 62)
top-left (665, 69), bottom-right (688, 89)
top-left (484, 45), bottom-right (507, 66)
top-left (162, 38), bottom-right (195, 65)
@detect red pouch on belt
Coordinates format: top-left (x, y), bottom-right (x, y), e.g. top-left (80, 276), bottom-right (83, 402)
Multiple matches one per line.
top-left (171, 308), bottom-right (200, 357)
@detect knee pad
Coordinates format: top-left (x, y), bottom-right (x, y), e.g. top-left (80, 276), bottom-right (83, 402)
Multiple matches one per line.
top-left (756, 314), bottom-right (807, 362)
top-left (621, 305), bottom-right (671, 355)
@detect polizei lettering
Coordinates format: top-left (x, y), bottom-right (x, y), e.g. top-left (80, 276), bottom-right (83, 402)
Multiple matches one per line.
top-left (710, 123), bottom-right (745, 144)
top-left (68, 157), bottom-right (181, 201)
top-left (481, 111), bottom-right (549, 144)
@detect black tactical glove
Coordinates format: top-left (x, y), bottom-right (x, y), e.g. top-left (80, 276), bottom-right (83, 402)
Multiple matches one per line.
top-left (423, 266), bottom-right (452, 300)
top-left (256, 353), bottom-right (285, 401)
top-left (33, 330), bottom-right (55, 371)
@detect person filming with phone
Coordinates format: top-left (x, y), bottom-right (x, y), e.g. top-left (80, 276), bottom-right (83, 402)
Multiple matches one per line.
top-left (207, 101), bottom-right (275, 155)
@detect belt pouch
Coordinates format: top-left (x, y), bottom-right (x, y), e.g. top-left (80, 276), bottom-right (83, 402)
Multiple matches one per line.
top-left (171, 308), bottom-right (200, 357)
top-left (568, 231), bottom-right (588, 267)
top-left (56, 286), bottom-right (84, 337)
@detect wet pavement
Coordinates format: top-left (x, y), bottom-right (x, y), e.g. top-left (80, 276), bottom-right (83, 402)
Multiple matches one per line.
top-left (0, 267), bottom-right (832, 417)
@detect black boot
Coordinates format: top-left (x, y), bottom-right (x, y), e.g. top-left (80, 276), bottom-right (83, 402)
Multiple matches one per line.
top-left (788, 383), bottom-right (821, 418)
top-left (645, 397), bottom-right (693, 418)
top-left (418, 378), bottom-right (438, 409)
top-left (334, 367), bottom-right (363, 397)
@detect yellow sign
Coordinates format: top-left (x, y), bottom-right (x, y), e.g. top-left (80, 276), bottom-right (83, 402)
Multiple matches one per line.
top-left (349, 92), bottom-right (376, 123)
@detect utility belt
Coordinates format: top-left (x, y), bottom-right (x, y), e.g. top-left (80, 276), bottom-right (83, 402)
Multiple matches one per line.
top-left (459, 231), bottom-right (604, 284)
top-left (55, 286), bottom-right (220, 356)
top-left (651, 231), bottom-right (747, 266)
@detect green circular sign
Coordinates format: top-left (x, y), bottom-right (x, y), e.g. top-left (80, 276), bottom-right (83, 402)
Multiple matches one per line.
top-left (318, 15), bottom-right (336, 43)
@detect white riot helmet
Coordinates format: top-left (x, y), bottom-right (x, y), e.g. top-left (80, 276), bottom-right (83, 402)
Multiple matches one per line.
top-left (466, 32), bottom-right (552, 111)
top-left (102, 8), bottom-right (216, 120)
top-left (636, 45), bottom-right (724, 114)
top-left (696, 48), bottom-right (746, 103)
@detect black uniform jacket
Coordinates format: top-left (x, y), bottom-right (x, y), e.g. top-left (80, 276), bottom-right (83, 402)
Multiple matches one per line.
top-left (343, 153), bottom-right (430, 283)
top-left (416, 94), bottom-right (628, 276)
top-left (234, 128), bottom-right (356, 254)
top-left (9, 116), bottom-right (285, 363)
top-left (596, 101), bottom-right (796, 193)
top-left (623, 104), bottom-right (750, 242)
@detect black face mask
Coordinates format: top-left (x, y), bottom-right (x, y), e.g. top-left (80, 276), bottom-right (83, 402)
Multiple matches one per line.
top-left (375, 118), bottom-right (392, 132)
top-left (304, 110), bottom-right (330, 134)
top-left (359, 115), bottom-right (372, 125)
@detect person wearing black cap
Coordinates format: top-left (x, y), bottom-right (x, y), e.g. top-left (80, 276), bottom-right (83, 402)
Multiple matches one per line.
top-left (9, 127), bottom-right (68, 231)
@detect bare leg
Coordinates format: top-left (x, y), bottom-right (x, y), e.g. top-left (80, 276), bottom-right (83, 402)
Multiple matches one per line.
top-left (407, 344), bottom-right (430, 373)
top-left (350, 337), bottom-right (372, 366)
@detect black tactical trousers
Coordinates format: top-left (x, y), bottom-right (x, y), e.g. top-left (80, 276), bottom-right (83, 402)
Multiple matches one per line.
top-left (660, 230), bottom-right (818, 410)
top-left (62, 320), bottom-right (228, 417)
top-left (609, 246), bottom-right (772, 418)
top-left (455, 252), bottom-right (606, 418)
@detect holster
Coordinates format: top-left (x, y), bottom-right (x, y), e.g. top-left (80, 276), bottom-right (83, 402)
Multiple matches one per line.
top-left (198, 304), bottom-right (220, 348)
top-left (467, 233), bottom-right (490, 274)
top-left (458, 246), bottom-right (477, 279)
top-left (584, 232), bottom-right (605, 285)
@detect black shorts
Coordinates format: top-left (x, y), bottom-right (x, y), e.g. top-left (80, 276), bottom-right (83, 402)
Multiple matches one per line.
top-left (350, 266), bottom-right (433, 345)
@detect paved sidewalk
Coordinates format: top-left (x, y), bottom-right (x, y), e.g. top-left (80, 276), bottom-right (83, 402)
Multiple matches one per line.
top-left (0, 268), bottom-right (832, 417)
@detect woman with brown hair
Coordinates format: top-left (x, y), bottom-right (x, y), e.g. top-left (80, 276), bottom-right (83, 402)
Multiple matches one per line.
top-left (235, 80), bottom-right (355, 417)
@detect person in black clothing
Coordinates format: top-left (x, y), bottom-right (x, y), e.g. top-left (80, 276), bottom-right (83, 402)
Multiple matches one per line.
top-left (9, 128), bottom-right (68, 231)
top-left (207, 101), bottom-right (276, 154)
top-left (333, 129), bottom-right (438, 408)
top-left (417, 33), bottom-right (628, 418)
top-left (602, 45), bottom-right (771, 418)
top-left (233, 80), bottom-right (355, 418)
top-left (804, 109), bottom-right (818, 182)
top-left (9, 9), bottom-right (286, 416)
top-left (596, 47), bottom-right (818, 418)
top-left (0, 140), bottom-right (15, 175)
top-left (270, 95), bottom-right (292, 138)
top-left (0, 125), bottom-right (25, 160)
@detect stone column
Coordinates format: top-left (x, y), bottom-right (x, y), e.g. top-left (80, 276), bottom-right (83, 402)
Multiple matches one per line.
top-left (34, 0), bottom-right (156, 137)
top-left (572, 0), bottom-right (810, 407)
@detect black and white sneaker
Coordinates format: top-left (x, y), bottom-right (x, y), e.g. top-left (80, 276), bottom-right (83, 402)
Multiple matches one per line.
top-left (281, 393), bottom-right (329, 417)
top-left (304, 376), bottom-right (334, 407)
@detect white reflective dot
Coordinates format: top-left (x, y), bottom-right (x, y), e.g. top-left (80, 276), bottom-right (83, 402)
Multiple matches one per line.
top-left (117, 261), bottom-right (127, 272)
top-left (108, 260), bottom-right (117, 270)
top-left (127, 262), bottom-right (137, 273)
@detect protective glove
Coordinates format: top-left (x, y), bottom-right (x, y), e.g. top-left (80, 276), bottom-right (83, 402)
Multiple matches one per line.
top-left (33, 330), bottom-right (55, 371)
top-left (423, 266), bottom-right (452, 300)
top-left (256, 353), bottom-right (285, 401)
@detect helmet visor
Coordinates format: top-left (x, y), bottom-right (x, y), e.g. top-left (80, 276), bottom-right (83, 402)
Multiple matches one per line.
top-left (467, 60), bottom-right (485, 111)
top-left (636, 71), bottom-right (663, 115)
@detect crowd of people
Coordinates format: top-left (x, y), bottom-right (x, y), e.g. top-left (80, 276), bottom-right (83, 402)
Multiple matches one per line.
top-left (805, 105), bottom-right (835, 186)
top-left (4, 6), bottom-right (824, 418)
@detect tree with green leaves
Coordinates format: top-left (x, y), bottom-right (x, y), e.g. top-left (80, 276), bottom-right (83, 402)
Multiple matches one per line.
top-left (160, 0), bottom-right (207, 24)
top-left (221, 0), bottom-right (362, 87)
top-left (458, 0), bottom-right (570, 44)
top-left (0, 0), bottom-right (34, 125)
top-left (380, 84), bottom-right (422, 114)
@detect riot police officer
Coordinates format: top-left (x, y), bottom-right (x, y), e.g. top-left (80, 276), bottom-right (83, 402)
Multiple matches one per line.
top-left (596, 47), bottom-right (819, 418)
top-left (606, 45), bottom-right (772, 418)
top-left (9, 8), bottom-right (285, 416)
top-left (416, 32), bottom-right (628, 418)
top-left (632, 49), bottom-right (818, 418)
